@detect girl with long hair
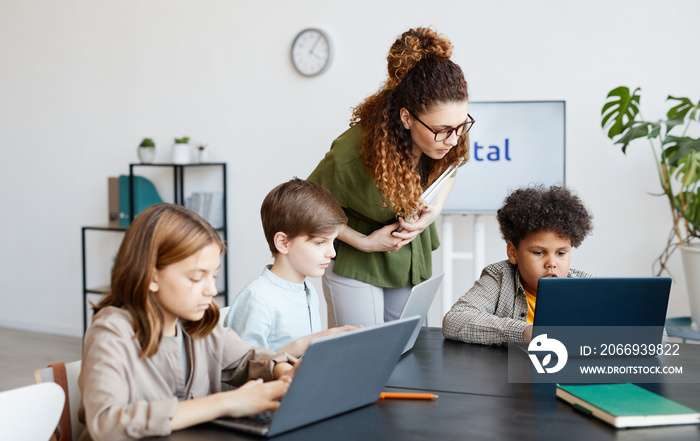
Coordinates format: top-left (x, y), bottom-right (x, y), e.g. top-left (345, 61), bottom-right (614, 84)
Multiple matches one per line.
top-left (78, 204), bottom-right (298, 440)
top-left (309, 27), bottom-right (472, 326)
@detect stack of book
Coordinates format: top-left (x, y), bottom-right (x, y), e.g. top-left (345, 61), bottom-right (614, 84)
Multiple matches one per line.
top-left (186, 192), bottom-right (224, 229)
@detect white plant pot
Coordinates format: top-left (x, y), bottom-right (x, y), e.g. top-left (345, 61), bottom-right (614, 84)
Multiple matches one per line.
top-left (679, 244), bottom-right (700, 329)
top-left (137, 146), bottom-right (156, 164)
top-left (197, 148), bottom-right (210, 163)
top-left (172, 143), bottom-right (191, 164)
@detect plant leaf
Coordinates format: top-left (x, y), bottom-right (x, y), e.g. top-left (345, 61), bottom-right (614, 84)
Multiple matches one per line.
top-left (690, 188), bottom-right (700, 233)
top-left (601, 86), bottom-right (641, 140)
top-left (674, 189), bottom-right (700, 235)
top-left (667, 96), bottom-right (698, 132)
top-left (672, 150), bottom-right (700, 188)
top-left (615, 121), bottom-right (652, 153)
top-left (667, 95), bottom-right (694, 120)
top-left (691, 99), bottom-right (700, 121)
top-left (665, 136), bottom-right (700, 168)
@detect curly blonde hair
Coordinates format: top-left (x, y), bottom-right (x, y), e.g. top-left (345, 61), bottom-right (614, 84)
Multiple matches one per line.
top-left (351, 27), bottom-right (469, 218)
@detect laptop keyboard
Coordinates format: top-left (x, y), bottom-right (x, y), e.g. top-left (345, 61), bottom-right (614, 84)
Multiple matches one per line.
top-left (218, 409), bottom-right (277, 427)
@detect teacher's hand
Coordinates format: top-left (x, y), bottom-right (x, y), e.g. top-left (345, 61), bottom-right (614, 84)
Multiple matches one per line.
top-left (337, 218), bottom-right (427, 254)
top-left (393, 204), bottom-right (437, 240)
top-left (365, 222), bottom-right (407, 252)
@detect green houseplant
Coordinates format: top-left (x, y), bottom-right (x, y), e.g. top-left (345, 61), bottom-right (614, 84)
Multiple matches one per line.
top-left (137, 137), bottom-right (156, 163)
top-left (172, 136), bottom-right (191, 164)
top-left (602, 86), bottom-right (700, 325)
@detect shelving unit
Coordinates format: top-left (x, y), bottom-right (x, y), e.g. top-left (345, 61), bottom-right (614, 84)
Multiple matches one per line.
top-left (81, 162), bottom-right (229, 333)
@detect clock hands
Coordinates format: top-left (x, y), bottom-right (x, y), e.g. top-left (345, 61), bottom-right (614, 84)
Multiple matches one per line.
top-left (308, 34), bottom-right (321, 55)
top-left (307, 35), bottom-right (327, 61)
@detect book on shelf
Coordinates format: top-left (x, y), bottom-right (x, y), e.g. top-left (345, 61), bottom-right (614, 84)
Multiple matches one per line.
top-left (116, 175), bottom-right (163, 227)
top-left (186, 191), bottom-right (224, 229)
top-left (108, 177), bottom-right (120, 227)
top-left (556, 383), bottom-right (700, 428)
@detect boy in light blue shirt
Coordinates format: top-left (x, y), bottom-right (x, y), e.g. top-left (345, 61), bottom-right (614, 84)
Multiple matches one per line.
top-left (224, 178), bottom-right (348, 351)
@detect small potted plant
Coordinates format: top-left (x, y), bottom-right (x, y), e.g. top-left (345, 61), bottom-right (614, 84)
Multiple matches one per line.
top-left (196, 142), bottom-right (209, 163)
top-left (601, 86), bottom-right (700, 325)
top-left (137, 138), bottom-right (156, 164)
top-left (172, 136), bottom-right (191, 164)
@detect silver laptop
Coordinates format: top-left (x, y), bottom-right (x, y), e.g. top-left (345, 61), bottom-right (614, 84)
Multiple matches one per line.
top-left (212, 315), bottom-right (421, 437)
top-left (398, 273), bottom-right (444, 354)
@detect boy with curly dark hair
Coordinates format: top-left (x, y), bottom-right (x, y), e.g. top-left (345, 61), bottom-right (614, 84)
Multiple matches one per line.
top-left (442, 185), bottom-right (594, 345)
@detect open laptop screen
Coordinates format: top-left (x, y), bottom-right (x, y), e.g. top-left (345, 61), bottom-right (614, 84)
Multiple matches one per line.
top-left (533, 277), bottom-right (671, 354)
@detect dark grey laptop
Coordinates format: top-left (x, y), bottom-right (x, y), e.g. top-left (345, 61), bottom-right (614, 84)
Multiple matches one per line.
top-left (533, 277), bottom-right (672, 354)
top-left (398, 273), bottom-right (444, 354)
top-left (212, 315), bottom-right (421, 437)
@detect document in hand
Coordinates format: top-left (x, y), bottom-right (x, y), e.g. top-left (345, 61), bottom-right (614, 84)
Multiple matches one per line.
top-left (396, 163), bottom-right (460, 232)
top-left (556, 383), bottom-right (700, 428)
top-left (420, 163), bottom-right (459, 206)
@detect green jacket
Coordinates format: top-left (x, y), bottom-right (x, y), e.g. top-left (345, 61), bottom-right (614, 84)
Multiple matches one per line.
top-left (308, 124), bottom-right (439, 288)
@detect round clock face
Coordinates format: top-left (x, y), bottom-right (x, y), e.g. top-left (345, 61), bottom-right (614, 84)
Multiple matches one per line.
top-left (291, 28), bottom-right (331, 77)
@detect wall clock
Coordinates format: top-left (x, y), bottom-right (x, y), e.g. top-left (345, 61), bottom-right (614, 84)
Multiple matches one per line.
top-left (291, 28), bottom-right (332, 77)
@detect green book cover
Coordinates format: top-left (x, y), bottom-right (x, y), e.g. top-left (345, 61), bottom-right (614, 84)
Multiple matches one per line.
top-left (557, 383), bottom-right (700, 428)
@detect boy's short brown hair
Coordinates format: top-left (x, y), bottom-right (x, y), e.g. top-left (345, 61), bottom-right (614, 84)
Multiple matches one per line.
top-left (261, 178), bottom-right (347, 254)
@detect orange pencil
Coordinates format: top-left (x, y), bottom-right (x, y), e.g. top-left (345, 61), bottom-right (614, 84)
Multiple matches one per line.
top-left (379, 392), bottom-right (438, 400)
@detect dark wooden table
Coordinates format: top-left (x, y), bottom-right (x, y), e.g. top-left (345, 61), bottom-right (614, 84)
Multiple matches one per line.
top-left (148, 328), bottom-right (700, 441)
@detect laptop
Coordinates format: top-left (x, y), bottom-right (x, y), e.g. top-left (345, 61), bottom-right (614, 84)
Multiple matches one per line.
top-left (212, 315), bottom-right (421, 437)
top-left (532, 277), bottom-right (672, 355)
top-left (398, 273), bottom-right (444, 354)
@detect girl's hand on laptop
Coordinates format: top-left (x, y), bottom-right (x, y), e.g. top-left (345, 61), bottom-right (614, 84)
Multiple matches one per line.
top-left (286, 359), bottom-right (303, 379)
top-left (219, 378), bottom-right (290, 417)
top-left (273, 357), bottom-right (306, 380)
top-left (273, 361), bottom-right (295, 379)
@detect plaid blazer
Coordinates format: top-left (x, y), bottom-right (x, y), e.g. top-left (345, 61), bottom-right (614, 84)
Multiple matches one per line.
top-left (442, 260), bottom-right (592, 345)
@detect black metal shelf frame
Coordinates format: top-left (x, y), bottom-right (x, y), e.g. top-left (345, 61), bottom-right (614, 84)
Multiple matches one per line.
top-left (81, 163), bottom-right (229, 333)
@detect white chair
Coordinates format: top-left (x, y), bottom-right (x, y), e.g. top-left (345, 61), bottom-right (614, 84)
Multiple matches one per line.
top-left (0, 382), bottom-right (65, 441)
top-left (35, 361), bottom-right (83, 441)
top-left (219, 305), bottom-right (231, 326)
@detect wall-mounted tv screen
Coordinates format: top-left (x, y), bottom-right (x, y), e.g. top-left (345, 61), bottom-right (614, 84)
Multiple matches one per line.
top-left (443, 101), bottom-right (566, 214)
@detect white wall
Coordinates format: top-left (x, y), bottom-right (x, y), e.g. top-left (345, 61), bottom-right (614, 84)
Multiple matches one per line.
top-left (1, 0), bottom-right (699, 337)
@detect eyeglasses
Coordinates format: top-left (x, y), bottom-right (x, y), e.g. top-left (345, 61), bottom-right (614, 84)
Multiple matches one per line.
top-left (410, 112), bottom-right (475, 142)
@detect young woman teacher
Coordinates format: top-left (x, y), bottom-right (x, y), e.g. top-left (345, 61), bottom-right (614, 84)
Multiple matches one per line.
top-left (308, 27), bottom-right (472, 326)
